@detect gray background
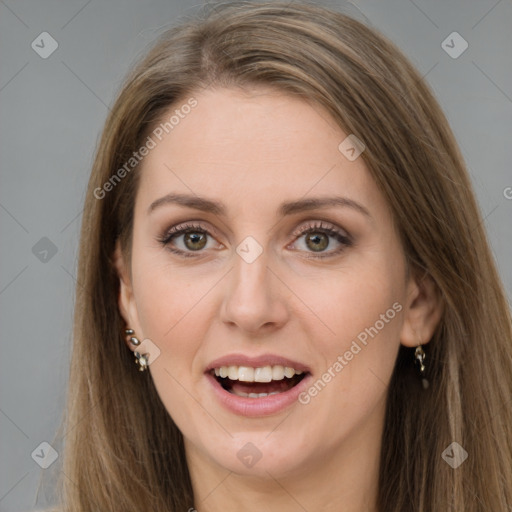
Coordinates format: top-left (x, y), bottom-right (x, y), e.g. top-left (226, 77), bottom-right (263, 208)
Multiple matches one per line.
top-left (1, 0), bottom-right (511, 510)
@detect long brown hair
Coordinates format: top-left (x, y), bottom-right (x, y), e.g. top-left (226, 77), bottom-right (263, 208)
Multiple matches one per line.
top-left (54, 2), bottom-right (512, 510)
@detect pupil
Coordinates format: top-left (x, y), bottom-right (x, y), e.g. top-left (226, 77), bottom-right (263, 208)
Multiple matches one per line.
top-left (185, 232), bottom-right (206, 250)
top-left (306, 232), bottom-right (328, 251)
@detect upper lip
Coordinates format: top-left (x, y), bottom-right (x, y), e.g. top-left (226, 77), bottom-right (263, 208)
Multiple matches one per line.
top-left (205, 353), bottom-right (311, 373)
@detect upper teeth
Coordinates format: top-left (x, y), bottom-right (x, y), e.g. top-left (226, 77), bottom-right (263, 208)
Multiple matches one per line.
top-left (214, 365), bottom-right (303, 382)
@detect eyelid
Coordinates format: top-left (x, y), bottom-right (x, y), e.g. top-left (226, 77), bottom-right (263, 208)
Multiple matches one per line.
top-left (159, 220), bottom-right (223, 245)
top-left (291, 220), bottom-right (349, 239)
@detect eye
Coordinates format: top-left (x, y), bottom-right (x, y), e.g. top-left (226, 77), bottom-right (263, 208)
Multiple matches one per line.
top-left (289, 221), bottom-right (352, 258)
top-left (158, 222), bottom-right (223, 257)
top-left (158, 220), bottom-right (352, 259)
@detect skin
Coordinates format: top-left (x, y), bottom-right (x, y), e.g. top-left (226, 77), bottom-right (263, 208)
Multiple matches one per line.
top-left (115, 86), bottom-right (442, 511)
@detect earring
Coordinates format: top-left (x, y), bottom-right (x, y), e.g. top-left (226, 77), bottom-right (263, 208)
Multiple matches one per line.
top-left (125, 328), bottom-right (140, 346)
top-left (134, 351), bottom-right (149, 372)
top-left (125, 328), bottom-right (149, 372)
top-left (414, 344), bottom-right (429, 389)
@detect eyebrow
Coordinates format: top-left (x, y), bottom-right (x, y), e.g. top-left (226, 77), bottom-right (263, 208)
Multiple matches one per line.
top-left (148, 193), bottom-right (372, 220)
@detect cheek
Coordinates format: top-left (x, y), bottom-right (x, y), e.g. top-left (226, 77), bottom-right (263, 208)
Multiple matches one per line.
top-left (130, 235), bottom-right (215, 331)
top-left (293, 256), bottom-right (403, 414)
top-left (133, 263), bottom-right (213, 353)
top-left (131, 252), bottom-right (224, 392)
top-left (294, 254), bottom-right (403, 346)
top-left (131, 260), bottom-right (220, 435)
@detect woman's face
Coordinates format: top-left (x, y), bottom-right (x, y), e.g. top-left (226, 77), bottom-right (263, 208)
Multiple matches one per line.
top-left (117, 86), bottom-right (430, 481)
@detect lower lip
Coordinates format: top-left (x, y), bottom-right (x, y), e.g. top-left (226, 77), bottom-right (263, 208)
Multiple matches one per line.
top-left (205, 372), bottom-right (312, 417)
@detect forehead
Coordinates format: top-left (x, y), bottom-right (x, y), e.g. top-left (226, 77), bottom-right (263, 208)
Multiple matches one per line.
top-left (136, 87), bottom-right (385, 218)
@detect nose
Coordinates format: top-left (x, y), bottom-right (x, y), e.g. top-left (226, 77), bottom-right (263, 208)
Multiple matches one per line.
top-left (220, 249), bottom-right (289, 335)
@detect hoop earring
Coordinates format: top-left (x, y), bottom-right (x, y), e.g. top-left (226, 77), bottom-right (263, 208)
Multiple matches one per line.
top-left (125, 328), bottom-right (149, 372)
top-left (414, 344), bottom-right (429, 389)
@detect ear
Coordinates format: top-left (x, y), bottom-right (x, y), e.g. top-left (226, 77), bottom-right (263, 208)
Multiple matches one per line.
top-left (400, 269), bottom-right (443, 347)
top-left (113, 240), bottom-right (142, 350)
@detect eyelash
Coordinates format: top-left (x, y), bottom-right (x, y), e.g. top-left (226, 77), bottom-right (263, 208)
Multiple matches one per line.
top-left (157, 221), bottom-right (353, 260)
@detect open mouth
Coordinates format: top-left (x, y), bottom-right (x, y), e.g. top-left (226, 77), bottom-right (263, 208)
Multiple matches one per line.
top-left (211, 365), bottom-right (308, 398)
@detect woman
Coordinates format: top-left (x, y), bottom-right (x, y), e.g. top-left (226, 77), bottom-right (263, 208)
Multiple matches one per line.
top-left (54, 2), bottom-right (512, 511)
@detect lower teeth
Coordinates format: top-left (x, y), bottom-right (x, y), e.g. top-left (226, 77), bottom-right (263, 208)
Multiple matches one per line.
top-left (230, 390), bottom-right (281, 398)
